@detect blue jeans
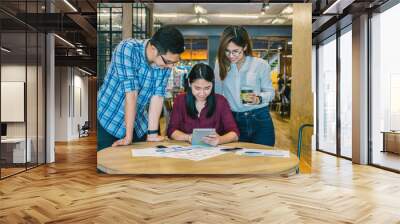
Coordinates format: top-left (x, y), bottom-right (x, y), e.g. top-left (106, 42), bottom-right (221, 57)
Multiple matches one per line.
top-left (233, 107), bottom-right (275, 146)
top-left (97, 120), bottom-right (146, 151)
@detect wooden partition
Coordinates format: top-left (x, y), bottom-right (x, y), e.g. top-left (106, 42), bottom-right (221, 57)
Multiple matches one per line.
top-left (290, 3), bottom-right (313, 171)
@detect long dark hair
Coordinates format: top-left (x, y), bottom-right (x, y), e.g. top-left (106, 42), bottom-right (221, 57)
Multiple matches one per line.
top-left (217, 25), bottom-right (253, 80)
top-left (185, 63), bottom-right (216, 119)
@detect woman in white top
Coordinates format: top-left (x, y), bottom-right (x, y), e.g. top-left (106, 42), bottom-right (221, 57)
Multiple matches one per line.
top-left (214, 25), bottom-right (275, 146)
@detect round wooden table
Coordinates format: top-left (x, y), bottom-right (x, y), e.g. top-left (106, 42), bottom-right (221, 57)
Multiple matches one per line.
top-left (97, 141), bottom-right (299, 175)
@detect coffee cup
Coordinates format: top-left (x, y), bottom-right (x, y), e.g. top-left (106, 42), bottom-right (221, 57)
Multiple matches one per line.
top-left (240, 86), bottom-right (254, 105)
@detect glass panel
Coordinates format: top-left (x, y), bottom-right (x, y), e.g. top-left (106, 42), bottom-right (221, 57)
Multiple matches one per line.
top-left (98, 8), bottom-right (110, 31)
top-left (132, 3), bottom-right (148, 39)
top-left (111, 10), bottom-right (122, 31)
top-left (27, 31), bottom-right (38, 169)
top-left (97, 4), bottom-right (122, 86)
top-left (111, 33), bottom-right (122, 51)
top-left (1, 31), bottom-right (27, 177)
top-left (371, 4), bottom-right (400, 171)
top-left (317, 37), bottom-right (337, 154)
top-left (339, 29), bottom-right (352, 158)
top-left (97, 32), bottom-right (110, 56)
top-left (38, 33), bottom-right (45, 165)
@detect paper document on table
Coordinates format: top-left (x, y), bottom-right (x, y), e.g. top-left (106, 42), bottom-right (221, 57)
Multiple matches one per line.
top-left (131, 145), bottom-right (186, 157)
top-left (131, 147), bottom-right (160, 157)
top-left (236, 149), bottom-right (290, 158)
top-left (163, 146), bottom-right (228, 161)
top-left (131, 145), bottom-right (228, 161)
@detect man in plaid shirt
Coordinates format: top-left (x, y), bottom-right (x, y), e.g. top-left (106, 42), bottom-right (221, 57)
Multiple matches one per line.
top-left (97, 26), bottom-right (184, 150)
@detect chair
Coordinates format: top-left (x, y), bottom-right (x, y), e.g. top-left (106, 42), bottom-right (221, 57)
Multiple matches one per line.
top-left (297, 124), bottom-right (313, 174)
top-left (78, 121), bottom-right (90, 138)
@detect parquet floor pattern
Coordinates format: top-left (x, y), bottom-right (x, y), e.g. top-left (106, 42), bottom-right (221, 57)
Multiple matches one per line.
top-left (1, 135), bottom-right (400, 223)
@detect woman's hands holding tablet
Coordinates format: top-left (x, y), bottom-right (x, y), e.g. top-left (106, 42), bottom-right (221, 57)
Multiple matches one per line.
top-left (202, 134), bottom-right (221, 146)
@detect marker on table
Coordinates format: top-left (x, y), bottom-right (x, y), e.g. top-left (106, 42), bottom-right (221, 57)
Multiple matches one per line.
top-left (243, 151), bottom-right (263, 156)
top-left (220, 147), bottom-right (243, 152)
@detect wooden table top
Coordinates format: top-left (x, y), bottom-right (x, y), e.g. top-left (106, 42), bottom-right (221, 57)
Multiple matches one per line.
top-left (97, 141), bottom-right (299, 175)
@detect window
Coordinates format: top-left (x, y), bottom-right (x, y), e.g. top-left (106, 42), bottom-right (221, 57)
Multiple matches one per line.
top-left (370, 3), bottom-right (400, 171)
top-left (339, 28), bottom-right (352, 158)
top-left (317, 36), bottom-right (337, 155)
top-left (97, 4), bottom-right (123, 86)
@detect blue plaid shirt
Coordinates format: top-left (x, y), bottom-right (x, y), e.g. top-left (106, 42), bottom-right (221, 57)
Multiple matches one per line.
top-left (97, 39), bottom-right (171, 139)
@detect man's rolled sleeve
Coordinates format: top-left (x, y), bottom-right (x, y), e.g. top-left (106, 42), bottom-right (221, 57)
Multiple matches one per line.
top-left (122, 79), bottom-right (139, 93)
top-left (114, 41), bottom-right (139, 93)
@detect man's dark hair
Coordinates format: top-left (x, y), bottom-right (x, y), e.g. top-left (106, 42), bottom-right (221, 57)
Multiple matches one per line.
top-left (150, 26), bottom-right (185, 55)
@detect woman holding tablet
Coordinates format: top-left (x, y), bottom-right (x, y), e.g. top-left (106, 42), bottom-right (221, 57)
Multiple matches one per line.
top-left (167, 63), bottom-right (239, 146)
top-left (214, 25), bottom-right (275, 146)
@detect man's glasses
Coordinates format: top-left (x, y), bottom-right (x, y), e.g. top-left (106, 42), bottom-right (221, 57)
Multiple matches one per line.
top-left (159, 54), bottom-right (177, 65)
top-left (224, 49), bottom-right (243, 57)
top-left (155, 45), bottom-right (179, 66)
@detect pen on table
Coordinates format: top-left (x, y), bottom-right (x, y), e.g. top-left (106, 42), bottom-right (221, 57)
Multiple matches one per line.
top-left (220, 147), bottom-right (243, 152)
top-left (243, 151), bottom-right (263, 156)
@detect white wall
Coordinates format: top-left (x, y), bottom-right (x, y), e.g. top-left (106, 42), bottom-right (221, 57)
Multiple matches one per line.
top-left (55, 66), bottom-right (69, 141)
top-left (1, 64), bottom-right (46, 163)
top-left (55, 67), bottom-right (89, 141)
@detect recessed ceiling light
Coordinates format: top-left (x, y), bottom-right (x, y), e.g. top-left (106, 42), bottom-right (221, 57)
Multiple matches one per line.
top-left (263, 2), bottom-right (270, 10)
top-left (54, 34), bottom-right (75, 48)
top-left (194, 4), bottom-right (207, 14)
top-left (281, 5), bottom-right (293, 14)
top-left (78, 67), bottom-right (93, 76)
top-left (1, 47), bottom-right (11, 53)
top-left (63, 0), bottom-right (78, 12)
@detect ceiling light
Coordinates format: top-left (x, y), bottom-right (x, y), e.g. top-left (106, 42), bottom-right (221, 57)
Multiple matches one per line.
top-left (54, 34), bottom-right (75, 48)
top-left (1, 47), bottom-right (11, 53)
top-left (288, 41), bottom-right (292, 45)
top-left (281, 5), bottom-right (293, 14)
top-left (217, 14), bottom-right (259, 19)
top-left (154, 13), bottom-right (178, 18)
top-left (262, 2), bottom-right (270, 10)
top-left (63, 0), bottom-right (78, 12)
top-left (322, 0), bottom-right (355, 14)
top-left (78, 67), bottom-right (93, 76)
top-left (194, 4), bottom-right (207, 14)
top-left (198, 17), bottom-right (208, 24)
top-left (272, 18), bottom-right (286, 24)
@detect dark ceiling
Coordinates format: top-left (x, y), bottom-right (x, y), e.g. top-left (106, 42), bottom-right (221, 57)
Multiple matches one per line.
top-left (0, 0), bottom-right (97, 74)
top-left (0, 0), bottom-right (391, 75)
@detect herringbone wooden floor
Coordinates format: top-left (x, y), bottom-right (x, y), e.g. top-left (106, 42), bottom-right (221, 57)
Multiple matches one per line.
top-left (1, 136), bottom-right (400, 223)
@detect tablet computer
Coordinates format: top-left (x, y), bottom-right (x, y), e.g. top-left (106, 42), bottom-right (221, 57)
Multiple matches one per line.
top-left (191, 128), bottom-right (216, 146)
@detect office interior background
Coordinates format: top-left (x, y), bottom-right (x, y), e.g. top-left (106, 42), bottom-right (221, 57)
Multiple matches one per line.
top-left (0, 0), bottom-right (400, 223)
top-left (96, 2), bottom-right (312, 173)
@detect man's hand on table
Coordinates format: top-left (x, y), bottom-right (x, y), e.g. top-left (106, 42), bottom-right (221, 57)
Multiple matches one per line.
top-left (112, 136), bottom-right (132, 147)
top-left (147, 134), bottom-right (164, 142)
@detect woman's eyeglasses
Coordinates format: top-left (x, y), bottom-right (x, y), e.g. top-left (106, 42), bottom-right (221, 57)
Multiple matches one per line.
top-left (224, 49), bottom-right (243, 57)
